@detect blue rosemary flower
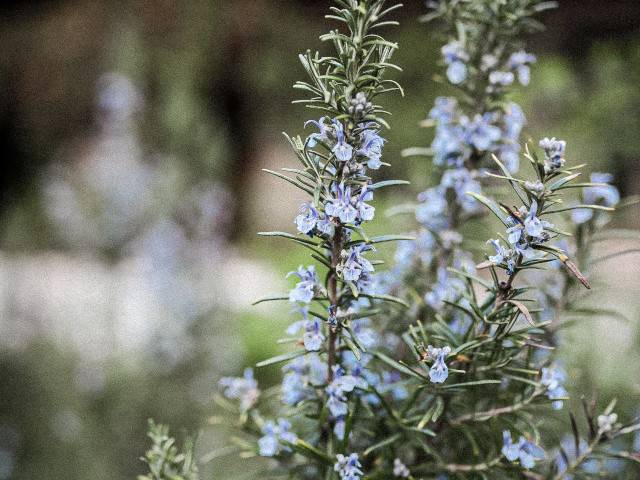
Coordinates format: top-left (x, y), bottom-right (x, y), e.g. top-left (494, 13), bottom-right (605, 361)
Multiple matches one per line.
top-left (525, 180), bottom-right (545, 197)
top-left (326, 366), bottom-right (357, 417)
top-left (295, 202), bottom-right (319, 234)
top-left (507, 50), bottom-right (536, 86)
top-left (258, 418), bottom-right (298, 457)
top-left (442, 41), bottom-right (469, 84)
top-left (219, 368), bottom-right (260, 412)
top-left (488, 239), bottom-right (517, 274)
top-left (540, 365), bottom-right (567, 410)
top-left (334, 453), bottom-right (363, 480)
top-left (358, 129), bottom-right (386, 169)
top-left (332, 119), bottom-right (354, 161)
top-left (499, 102), bottom-right (526, 172)
top-left (416, 187), bottom-right (449, 231)
top-left (426, 344), bottom-right (452, 383)
top-left (325, 182), bottom-right (358, 224)
top-left (489, 70), bottom-right (515, 86)
top-left (441, 168), bottom-right (482, 213)
top-left (303, 317), bottom-right (324, 351)
top-left (429, 97), bottom-right (458, 124)
top-left (304, 116), bottom-right (330, 147)
top-left (555, 436), bottom-right (592, 477)
top-left (287, 265), bottom-right (319, 303)
top-left (502, 430), bottom-right (545, 469)
top-left (503, 103), bottom-right (526, 140)
top-left (339, 244), bottom-right (375, 283)
top-left (281, 355), bottom-right (324, 405)
top-left (425, 267), bottom-right (466, 310)
top-left (350, 318), bottom-right (379, 349)
top-left (539, 137), bottom-right (566, 172)
top-left (506, 200), bottom-right (553, 257)
top-left (432, 122), bottom-right (467, 166)
top-left (393, 458), bottom-right (410, 478)
top-left (354, 185), bottom-right (375, 222)
top-left (463, 113), bottom-right (502, 152)
top-left (380, 371), bottom-right (408, 401)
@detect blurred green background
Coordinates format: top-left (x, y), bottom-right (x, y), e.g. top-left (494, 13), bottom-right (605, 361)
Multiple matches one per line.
top-left (0, 1), bottom-right (639, 478)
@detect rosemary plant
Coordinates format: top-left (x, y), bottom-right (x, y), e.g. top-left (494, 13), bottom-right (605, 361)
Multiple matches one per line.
top-left (217, 1), bottom-right (412, 478)
top-left (139, 1), bottom-right (640, 478)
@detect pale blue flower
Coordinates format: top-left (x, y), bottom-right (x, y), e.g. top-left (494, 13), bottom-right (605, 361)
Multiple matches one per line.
top-left (305, 116), bottom-right (329, 147)
top-left (258, 418), bottom-right (297, 457)
top-left (442, 41), bottom-right (469, 84)
top-left (488, 239), bottom-right (516, 275)
top-left (555, 436), bottom-right (595, 478)
top-left (426, 345), bottom-right (451, 383)
top-left (326, 366), bottom-right (357, 416)
top-left (447, 61), bottom-right (467, 85)
top-left (303, 317), bottom-right (325, 351)
top-left (502, 430), bottom-right (545, 468)
top-left (506, 201), bottom-right (553, 256)
top-left (334, 453), bottom-right (363, 480)
top-left (287, 265), bottom-right (319, 303)
top-left (416, 187), bottom-right (449, 231)
top-left (219, 368), bottom-right (260, 412)
top-left (425, 267), bottom-right (466, 310)
top-left (507, 50), bottom-right (536, 86)
top-left (358, 129), bottom-right (386, 169)
top-left (489, 70), bottom-right (515, 86)
top-left (441, 168), bottom-right (481, 213)
top-left (350, 318), bottom-right (379, 349)
top-left (381, 371), bottom-right (408, 400)
top-left (597, 413), bottom-right (618, 433)
top-left (393, 458), bottom-right (410, 478)
top-left (503, 102), bottom-right (526, 140)
top-left (281, 355), bottom-right (324, 405)
top-left (463, 113), bottom-right (502, 151)
top-left (524, 200), bottom-right (553, 238)
top-left (339, 244), bottom-right (375, 282)
top-left (334, 415), bottom-right (346, 440)
top-left (325, 182), bottom-right (358, 224)
top-left (354, 185), bottom-right (375, 222)
top-left (432, 123), bottom-right (467, 166)
top-left (295, 202), bottom-right (319, 234)
top-left (541, 365), bottom-right (567, 410)
top-left (316, 215), bottom-right (335, 237)
top-left (429, 97), bottom-right (458, 123)
top-left (332, 119), bottom-right (353, 161)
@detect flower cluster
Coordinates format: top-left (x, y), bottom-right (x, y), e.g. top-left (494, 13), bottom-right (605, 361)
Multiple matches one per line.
top-left (502, 430), bottom-right (545, 469)
top-left (334, 453), bottom-right (363, 480)
top-left (258, 419), bottom-right (298, 457)
top-left (540, 365), bottom-right (568, 410)
top-left (442, 40), bottom-right (536, 89)
top-left (218, 368), bottom-right (259, 412)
